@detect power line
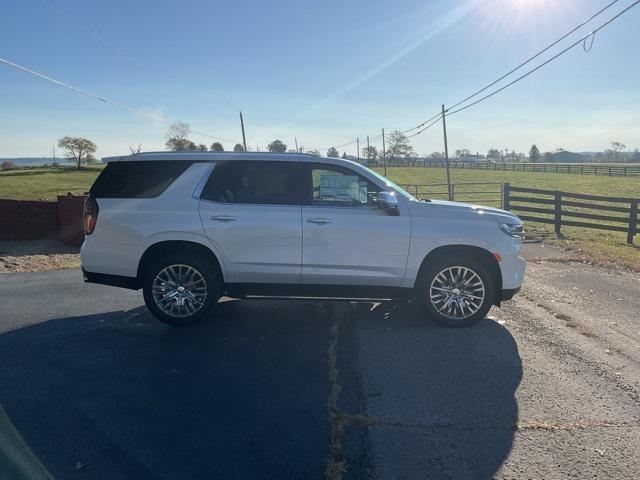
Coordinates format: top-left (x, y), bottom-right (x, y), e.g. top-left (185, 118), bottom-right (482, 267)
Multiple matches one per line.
top-left (35, 0), bottom-right (244, 125)
top-left (447, 0), bottom-right (640, 116)
top-left (405, 114), bottom-right (442, 138)
top-left (336, 0), bottom-right (627, 145)
top-left (0, 57), bottom-right (238, 143)
top-left (447, 0), bottom-right (621, 112)
top-left (400, 111), bottom-right (442, 135)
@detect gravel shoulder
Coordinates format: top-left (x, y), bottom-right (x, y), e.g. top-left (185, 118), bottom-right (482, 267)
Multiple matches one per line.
top-left (0, 240), bottom-right (79, 272)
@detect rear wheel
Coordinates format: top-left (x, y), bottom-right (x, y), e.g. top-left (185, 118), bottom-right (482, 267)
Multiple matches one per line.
top-left (142, 253), bottom-right (221, 326)
top-left (416, 257), bottom-right (495, 327)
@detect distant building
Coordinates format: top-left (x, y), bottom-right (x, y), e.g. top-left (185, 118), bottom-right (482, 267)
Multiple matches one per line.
top-left (551, 150), bottom-right (587, 163)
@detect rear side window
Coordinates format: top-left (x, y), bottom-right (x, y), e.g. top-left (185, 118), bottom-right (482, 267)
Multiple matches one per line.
top-left (200, 161), bottom-right (302, 205)
top-left (90, 161), bottom-right (192, 198)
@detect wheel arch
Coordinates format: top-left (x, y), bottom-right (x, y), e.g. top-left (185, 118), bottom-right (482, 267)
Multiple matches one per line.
top-left (137, 240), bottom-right (224, 285)
top-left (415, 244), bottom-right (503, 304)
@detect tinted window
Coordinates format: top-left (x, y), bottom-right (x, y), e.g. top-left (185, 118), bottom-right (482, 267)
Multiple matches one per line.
top-left (307, 164), bottom-right (380, 207)
top-left (90, 161), bottom-right (192, 198)
top-left (200, 161), bottom-right (302, 205)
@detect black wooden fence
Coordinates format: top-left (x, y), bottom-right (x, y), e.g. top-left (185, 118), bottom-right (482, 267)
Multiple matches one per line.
top-left (503, 184), bottom-right (639, 244)
top-left (380, 160), bottom-right (640, 177)
top-left (401, 182), bottom-right (504, 207)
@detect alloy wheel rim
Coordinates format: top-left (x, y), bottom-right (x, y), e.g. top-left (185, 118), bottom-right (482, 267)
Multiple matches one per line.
top-left (152, 264), bottom-right (208, 318)
top-left (429, 266), bottom-right (485, 320)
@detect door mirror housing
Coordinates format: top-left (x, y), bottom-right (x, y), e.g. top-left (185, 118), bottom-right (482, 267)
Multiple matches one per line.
top-left (377, 191), bottom-right (399, 216)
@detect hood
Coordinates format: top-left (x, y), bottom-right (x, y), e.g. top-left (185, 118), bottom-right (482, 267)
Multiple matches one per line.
top-left (420, 199), bottom-right (521, 224)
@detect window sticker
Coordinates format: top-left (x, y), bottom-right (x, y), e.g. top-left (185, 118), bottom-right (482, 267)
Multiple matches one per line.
top-left (319, 174), bottom-right (367, 203)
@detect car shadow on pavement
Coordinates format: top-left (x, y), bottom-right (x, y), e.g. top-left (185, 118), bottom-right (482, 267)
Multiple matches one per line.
top-left (341, 302), bottom-right (523, 480)
top-left (0, 300), bottom-right (344, 480)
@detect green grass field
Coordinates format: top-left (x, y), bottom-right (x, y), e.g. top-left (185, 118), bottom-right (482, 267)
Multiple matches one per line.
top-left (1, 164), bottom-right (638, 268)
top-left (0, 165), bottom-right (104, 200)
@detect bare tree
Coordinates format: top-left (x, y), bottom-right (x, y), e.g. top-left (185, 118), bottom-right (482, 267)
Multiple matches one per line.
top-left (362, 146), bottom-right (378, 162)
top-left (529, 144), bottom-right (540, 163)
top-left (326, 147), bottom-right (340, 158)
top-left (386, 131), bottom-right (413, 159)
top-left (165, 121), bottom-right (194, 151)
top-left (455, 148), bottom-right (471, 158)
top-left (129, 144), bottom-right (142, 155)
top-left (610, 141), bottom-right (626, 162)
top-left (268, 139), bottom-right (287, 152)
top-left (57, 136), bottom-right (97, 169)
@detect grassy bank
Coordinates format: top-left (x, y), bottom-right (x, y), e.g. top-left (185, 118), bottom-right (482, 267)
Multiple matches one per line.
top-left (0, 165), bottom-right (104, 200)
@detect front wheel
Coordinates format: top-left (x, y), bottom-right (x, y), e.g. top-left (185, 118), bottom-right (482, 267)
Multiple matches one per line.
top-left (142, 253), bottom-right (221, 326)
top-left (415, 257), bottom-right (495, 328)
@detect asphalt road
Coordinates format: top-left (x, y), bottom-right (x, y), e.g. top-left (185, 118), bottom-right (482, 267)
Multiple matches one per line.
top-left (1, 245), bottom-right (639, 479)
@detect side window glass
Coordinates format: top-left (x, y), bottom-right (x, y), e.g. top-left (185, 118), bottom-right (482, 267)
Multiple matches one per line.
top-left (90, 161), bottom-right (192, 198)
top-left (201, 162), bottom-right (251, 203)
top-left (311, 166), bottom-right (379, 207)
top-left (200, 162), bottom-right (300, 205)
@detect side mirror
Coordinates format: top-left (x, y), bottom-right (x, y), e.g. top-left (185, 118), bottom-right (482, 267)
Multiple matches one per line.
top-left (377, 191), bottom-right (399, 216)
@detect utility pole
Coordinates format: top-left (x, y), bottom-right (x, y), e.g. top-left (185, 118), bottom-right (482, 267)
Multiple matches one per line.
top-left (441, 104), bottom-right (452, 201)
top-left (356, 137), bottom-right (360, 163)
top-left (52, 145), bottom-right (56, 168)
top-left (239, 111), bottom-right (247, 152)
top-left (382, 128), bottom-right (387, 177)
top-left (366, 135), bottom-right (370, 165)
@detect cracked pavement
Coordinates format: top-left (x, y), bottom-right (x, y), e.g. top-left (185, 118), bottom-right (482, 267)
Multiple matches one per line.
top-left (1, 243), bottom-right (639, 479)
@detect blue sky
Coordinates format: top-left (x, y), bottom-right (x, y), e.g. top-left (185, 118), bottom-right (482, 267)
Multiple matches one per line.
top-left (1, 0), bottom-right (639, 157)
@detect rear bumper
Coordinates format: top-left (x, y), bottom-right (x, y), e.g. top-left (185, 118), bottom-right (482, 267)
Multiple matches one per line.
top-left (82, 268), bottom-right (141, 290)
top-left (499, 287), bottom-right (520, 301)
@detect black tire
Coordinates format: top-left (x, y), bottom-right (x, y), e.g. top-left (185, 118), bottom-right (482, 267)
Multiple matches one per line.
top-left (415, 256), bottom-right (496, 328)
top-left (142, 252), bottom-right (222, 326)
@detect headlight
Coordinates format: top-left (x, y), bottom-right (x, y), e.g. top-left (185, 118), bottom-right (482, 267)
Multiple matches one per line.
top-left (499, 222), bottom-right (524, 238)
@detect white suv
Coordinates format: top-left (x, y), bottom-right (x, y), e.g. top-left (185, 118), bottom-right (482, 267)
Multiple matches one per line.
top-left (81, 152), bottom-right (525, 327)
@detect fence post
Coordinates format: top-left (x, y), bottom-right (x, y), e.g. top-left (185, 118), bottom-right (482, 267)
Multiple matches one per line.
top-left (503, 183), bottom-right (510, 211)
top-left (554, 191), bottom-right (562, 236)
top-left (628, 200), bottom-right (638, 245)
top-left (451, 184), bottom-right (455, 202)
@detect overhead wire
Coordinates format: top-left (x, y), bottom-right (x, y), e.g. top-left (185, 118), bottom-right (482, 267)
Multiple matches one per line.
top-left (446, 0), bottom-right (640, 116)
top-left (318, 0), bottom-right (628, 148)
top-left (446, 0), bottom-right (621, 112)
top-left (405, 114), bottom-right (443, 139)
top-left (0, 57), bottom-right (239, 143)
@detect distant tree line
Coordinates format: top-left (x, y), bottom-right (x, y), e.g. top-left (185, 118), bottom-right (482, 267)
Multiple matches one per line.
top-left (163, 122), bottom-right (639, 164)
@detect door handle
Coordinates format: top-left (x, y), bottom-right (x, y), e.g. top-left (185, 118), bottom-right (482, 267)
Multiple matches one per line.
top-left (210, 215), bottom-right (236, 222)
top-left (307, 217), bottom-right (331, 224)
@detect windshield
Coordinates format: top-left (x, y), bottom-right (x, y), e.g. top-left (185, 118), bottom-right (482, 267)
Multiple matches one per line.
top-left (360, 165), bottom-right (419, 201)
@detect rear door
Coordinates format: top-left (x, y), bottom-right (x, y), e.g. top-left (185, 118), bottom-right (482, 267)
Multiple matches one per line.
top-left (300, 163), bottom-right (411, 286)
top-left (198, 161), bottom-right (304, 284)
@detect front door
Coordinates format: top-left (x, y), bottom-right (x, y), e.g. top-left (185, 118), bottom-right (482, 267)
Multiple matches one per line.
top-left (301, 163), bottom-right (411, 286)
top-left (198, 161), bottom-right (304, 284)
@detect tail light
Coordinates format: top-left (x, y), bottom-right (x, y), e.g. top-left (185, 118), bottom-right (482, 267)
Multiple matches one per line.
top-left (83, 195), bottom-right (99, 235)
